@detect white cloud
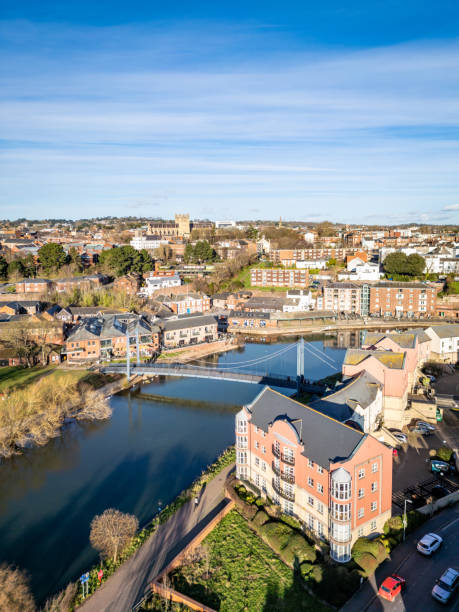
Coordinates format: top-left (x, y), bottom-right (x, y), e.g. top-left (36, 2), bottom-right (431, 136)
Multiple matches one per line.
top-left (442, 204), bottom-right (459, 211)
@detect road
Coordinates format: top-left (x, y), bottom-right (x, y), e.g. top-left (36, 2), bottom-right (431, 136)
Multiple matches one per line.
top-left (78, 463), bottom-right (234, 612)
top-left (341, 505), bottom-right (459, 612)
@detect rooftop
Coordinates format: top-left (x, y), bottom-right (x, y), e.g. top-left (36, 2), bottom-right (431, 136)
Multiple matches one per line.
top-left (343, 348), bottom-right (406, 369)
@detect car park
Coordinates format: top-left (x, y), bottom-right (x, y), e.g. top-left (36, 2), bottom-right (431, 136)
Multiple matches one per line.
top-left (432, 567), bottom-right (459, 604)
top-left (417, 533), bottom-right (443, 555)
top-left (378, 574), bottom-right (406, 602)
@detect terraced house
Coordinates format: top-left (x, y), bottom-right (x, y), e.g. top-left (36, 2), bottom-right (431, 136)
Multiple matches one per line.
top-left (161, 313), bottom-right (217, 348)
top-left (235, 388), bottom-right (392, 563)
top-left (65, 314), bottom-right (159, 361)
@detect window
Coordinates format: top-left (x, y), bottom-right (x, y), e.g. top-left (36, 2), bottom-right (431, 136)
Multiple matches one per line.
top-left (236, 417), bottom-right (247, 434)
top-left (317, 522), bottom-right (324, 538)
top-left (308, 476), bottom-right (314, 487)
top-left (274, 440), bottom-right (280, 455)
top-left (371, 482), bottom-right (377, 493)
top-left (236, 436), bottom-right (247, 449)
top-left (283, 447), bottom-right (294, 463)
top-left (317, 465), bottom-right (324, 474)
top-left (358, 527), bottom-right (364, 537)
top-left (284, 501), bottom-right (294, 515)
top-left (308, 459), bottom-right (314, 468)
top-left (308, 515), bottom-right (314, 531)
top-left (370, 520), bottom-right (377, 531)
top-left (255, 457), bottom-right (260, 467)
top-left (308, 496), bottom-right (314, 507)
top-left (237, 451), bottom-right (247, 465)
top-left (255, 426), bottom-right (259, 434)
top-left (261, 445), bottom-right (266, 454)
top-left (332, 480), bottom-right (351, 500)
top-left (255, 474), bottom-right (260, 487)
top-left (332, 502), bottom-right (350, 521)
top-left (371, 501), bottom-right (377, 512)
top-left (372, 462), bottom-right (378, 473)
top-left (358, 508), bottom-right (364, 519)
top-left (317, 483), bottom-right (323, 494)
top-left (358, 468), bottom-right (365, 479)
top-left (358, 488), bottom-right (364, 499)
top-left (262, 461), bottom-right (266, 472)
top-left (255, 440), bottom-right (259, 449)
top-left (317, 502), bottom-right (324, 514)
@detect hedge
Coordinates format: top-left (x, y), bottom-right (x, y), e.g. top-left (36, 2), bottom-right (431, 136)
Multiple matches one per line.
top-left (251, 509), bottom-right (270, 528)
top-left (260, 521), bottom-right (293, 553)
top-left (281, 533), bottom-right (316, 565)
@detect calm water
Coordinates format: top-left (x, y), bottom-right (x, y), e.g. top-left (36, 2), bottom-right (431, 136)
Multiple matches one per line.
top-left (0, 338), bottom-right (345, 603)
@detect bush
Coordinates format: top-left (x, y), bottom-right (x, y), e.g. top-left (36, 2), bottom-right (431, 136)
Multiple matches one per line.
top-left (300, 562), bottom-right (314, 578)
top-left (281, 533), bottom-right (316, 565)
top-left (354, 552), bottom-right (378, 577)
top-left (308, 565), bottom-right (323, 583)
top-left (251, 509), bottom-right (270, 529)
top-left (260, 521), bottom-right (293, 553)
top-left (383, 515), bottom-right (403, 534)
top-left (280, 514), bottom-right (302, 531)
top-left (436, 446), bottom-right (453, 463)
top-left (352, 537), bottom-right (381, 560)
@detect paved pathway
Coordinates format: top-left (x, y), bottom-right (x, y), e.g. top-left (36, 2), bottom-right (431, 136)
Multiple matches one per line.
top-left (78, 463), bottom-right (234, 612)
top-left (340, 504), bottom-right (459, 612)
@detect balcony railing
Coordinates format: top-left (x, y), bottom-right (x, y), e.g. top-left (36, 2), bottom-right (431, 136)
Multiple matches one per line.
top-left (282, 453), bottom-right (295, 466)
top-left (272, 444), bottom-right (280, 458)
top-left (272, 463), bottom-right (295, 483)
top-left (272, 479), bottom-right (295, 502)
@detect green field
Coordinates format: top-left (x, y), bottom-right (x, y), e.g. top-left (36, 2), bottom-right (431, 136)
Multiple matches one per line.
top-left (170, 509), bottom-right (327, 612)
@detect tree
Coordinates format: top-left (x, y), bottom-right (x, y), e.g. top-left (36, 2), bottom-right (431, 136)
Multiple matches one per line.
top-left (68, 247), bottom-right (83, 271)
top-left (383, 252), bottom-right (425, 277)
top-left (7, 259), bottom-right (25, 280)
top-left (3, 328), bottom-right (39, 367)
top-left (155, 244), bottom-right (173, 263)
top-left (38, 243), bottom-right (67, 274)
top-left (184, 243), bottom-right (194, 264)
top-left (405, 253), bottom-right (425, 276)
top-left (246, 226), bottom-right (258, 239)
top-left (0, 564), bottom-right (35, 612)
top-left (90, 508), bottom-right (138, 563)
top-left (0, 255), bottom-right (7, 280)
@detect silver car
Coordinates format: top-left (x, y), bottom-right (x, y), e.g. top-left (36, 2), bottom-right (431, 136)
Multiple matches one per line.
top-left (432, 567), bottom-right (459, 604)
top-left (417, 533), bottom-right (443, 555)
top-left (416, 421), bottom-right (436, 431)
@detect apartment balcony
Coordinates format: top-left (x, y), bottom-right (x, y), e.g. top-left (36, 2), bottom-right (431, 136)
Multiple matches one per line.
top-left (272, 463), bottom-right (295, 483)
top-left (272, 444), bottom-right (280, 458)
top-left (272, 479), bottom-right (295, 502)
top-left (282, 453), bottom-right (295, 466)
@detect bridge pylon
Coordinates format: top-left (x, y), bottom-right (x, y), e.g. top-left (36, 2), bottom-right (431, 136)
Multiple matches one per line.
top-left (296, 337), bottom-right (304, 393)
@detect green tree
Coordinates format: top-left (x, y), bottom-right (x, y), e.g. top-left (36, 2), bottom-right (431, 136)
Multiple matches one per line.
top-left (194, 240), bottom-right (216, 263)
top-left (406, 253), bottom-right (425, 276)
top-left (99, 246), bottom-right (151, 277)
top-left (0, 256), bottom-right (7, 280)
top-left (22, 254), bottom-right (37, 277)
top-left (68, 247), bottom-right (83, 271)
top-left (38, 243), bottom-right (67, 274)
top-left (7, 259), bottom-right (25, 280)
top-left (383, 252), bottom-right (425, 277)
top-left (184, 243), bottom-right (194, 263)
top-left (133, 249), bottom-right (153, 274)
top-left (246, 225), bottom-right (258, 239)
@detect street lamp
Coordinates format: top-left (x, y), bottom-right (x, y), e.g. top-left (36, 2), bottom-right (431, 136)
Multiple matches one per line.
top-left (403, 499), bottom-right (413, 541)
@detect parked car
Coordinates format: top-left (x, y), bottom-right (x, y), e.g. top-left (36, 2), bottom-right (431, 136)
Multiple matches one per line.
top-left (410, 425), bottom-right (432, 436)
top-left (416, 420), bottom-right (436, 431)
top-left (417, 533), bottom-right (443, 555)
top-left (431, 485), bottom-right (450, 499)
top-left (378, 574), bottom-right (406, 602)
top-left (393, 432), bottom-right (407, 444)
top-left (431, 460), bottom-right (455, 474)
top-left (432, 567), bottom-right (459, 604)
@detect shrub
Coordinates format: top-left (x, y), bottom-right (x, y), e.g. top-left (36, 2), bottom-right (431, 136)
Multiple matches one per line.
top-left (354, 552), bottom-right (378, 577)
top-left (300, 562), bottom-right (314, 578)
top-left (436, 446), bottom-right (453, 463)
top-left (383, 515), bottom-right (403, 534)
top-left (280, 514), bottom-right (302, 531)
top-left (281, 533), bottom-right (316, 565)
top-left (308, 564), bottom-right (323, 583)
top-left (260, 521), bottom-right (293, 553)
top-left (352, 537), bottom-right (381, 560)
top-left (251, 509), bottom-right (270, 529)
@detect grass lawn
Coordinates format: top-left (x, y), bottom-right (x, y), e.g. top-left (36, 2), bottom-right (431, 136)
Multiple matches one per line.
top-left (170, 509), bottom-right (327, 612)
top-left (0, 366), bottom-right (121, 393)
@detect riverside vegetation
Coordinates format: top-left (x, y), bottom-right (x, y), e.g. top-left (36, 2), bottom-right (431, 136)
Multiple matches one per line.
top-left (0, 370), bottom-right (117, 459)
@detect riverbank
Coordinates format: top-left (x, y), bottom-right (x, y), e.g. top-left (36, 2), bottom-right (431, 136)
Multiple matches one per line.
top-left (157, 337), bottom-right (242, 363)
top-left (231, 318), bottom-right (432, 338)
top-left (0, 369), bottom-right (123, 459)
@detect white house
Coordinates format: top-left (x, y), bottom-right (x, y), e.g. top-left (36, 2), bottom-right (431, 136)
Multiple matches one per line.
top-left (130, 232), bottom-right (169, 252)
top-left (283, 289), bottom-right (313, 312)
top-left (304, 231), bottom-right (317, 243)
top-left (425, 325), bottom-right (459, 363)
top-left (296, 259), bottom-right (328, 270)
top-left (141, 273), bottom-right (182, 296)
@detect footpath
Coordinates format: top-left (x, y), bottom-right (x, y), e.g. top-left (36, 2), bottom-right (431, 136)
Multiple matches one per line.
top-left (78, 463), bottom-right (234, 612)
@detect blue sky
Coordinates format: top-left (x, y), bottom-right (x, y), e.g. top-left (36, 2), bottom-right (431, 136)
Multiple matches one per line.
top-left (1, 1), bottom-right (459, 223)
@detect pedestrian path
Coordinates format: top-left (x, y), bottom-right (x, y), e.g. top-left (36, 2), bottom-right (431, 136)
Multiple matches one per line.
top-left (78, 463), bottom-right (234, 612)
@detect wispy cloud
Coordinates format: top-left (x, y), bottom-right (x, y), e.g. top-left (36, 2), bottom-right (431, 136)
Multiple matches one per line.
top-left (0, 20), bottom-right (458, 221)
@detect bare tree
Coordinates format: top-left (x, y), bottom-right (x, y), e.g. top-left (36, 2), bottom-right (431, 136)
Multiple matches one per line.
top-left (0, 563), bottom-right (35, 612)
top-left (2, 327), bottom-right (39, 367)
top-left (42, 583), bottom-right (77, 612)
top-left (90, 509), bottom-right (139, 564)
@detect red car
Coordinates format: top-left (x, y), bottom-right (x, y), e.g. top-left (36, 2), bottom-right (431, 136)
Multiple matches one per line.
top-left (378, 574), bottom-right (406, 601)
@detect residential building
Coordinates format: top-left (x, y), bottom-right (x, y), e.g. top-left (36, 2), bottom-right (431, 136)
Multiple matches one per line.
top-left (436, 296), bottom-right (459, 320)
top-left (250, 268), bottom-right (309, 288)
top-left (161, 293), bottom-right (211, 315)
top-left (368, 282), bottom-right (437, 318)
top-left (339, 262), bottom-right (381, 281)
top-left (296, 259), bottom-right (328, 270)
top-left (235, 387), bottom-right (392, 562)
top-left (15, 278), bottom-right (53, 294)
top-left (113, 274), bottom-right (143, 295)
top-left (142, 273), bottom-right (182, 296)
top-left (65, 314), bottom-right (159, 361)
top-left (228, 310), bottom-right (277, 330)
top-left (323, 283), bottom-right (362, 314)
top-left (425, 325), bottom-right (459, 363)
top-left (54, 274), bottom-right (108, 293)
top-left (242, 296), bottom-right (285, 313)
top-left (283, 290), bottom-right (313, 312)
top-left (270, 247), bottom-right (361, 266)
top-left (161, 313), bottom-right (218, 348)
top-left (130, 232), bottom-right (169, 252)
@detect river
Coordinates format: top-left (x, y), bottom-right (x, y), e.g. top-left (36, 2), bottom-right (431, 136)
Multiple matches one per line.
top-left (0, 337), bottom-right (346, 603)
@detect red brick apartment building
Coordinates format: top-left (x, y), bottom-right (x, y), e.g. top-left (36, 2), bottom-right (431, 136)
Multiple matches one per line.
top-left (162, 293), bottom-right (211, 315)
top-left (368, 282), bottom-right (437, 317)
top-left (235, 388), bottom-right (392, 562)
top-left (250, 268), bottom-right (309, 288)
top-left (270, 247), bottom-right (362, 265)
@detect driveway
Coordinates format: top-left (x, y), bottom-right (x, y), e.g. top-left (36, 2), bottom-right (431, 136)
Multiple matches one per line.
top-left (341, 504), bottom-right (459, 612)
